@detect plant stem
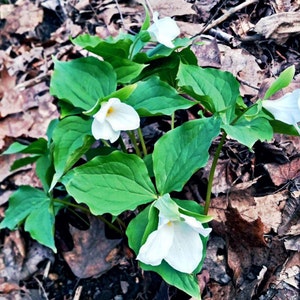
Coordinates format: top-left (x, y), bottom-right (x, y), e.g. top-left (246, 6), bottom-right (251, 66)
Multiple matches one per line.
top-left (137, 127), bottom-right (148, 156)
top-left (53, 198), bottom-right (123, 235)
top-left (101, 139), bottom-right (111, 147)
top-left (127, 130), bottom-right (142, 157)
top-left (204, 131), bottom-right (227, 215)
top-left (171, 112), bottom-right (175, 130)
top-left (118, 136), bottom-right (127, 153)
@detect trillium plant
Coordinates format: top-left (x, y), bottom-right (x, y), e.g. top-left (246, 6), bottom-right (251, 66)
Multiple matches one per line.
top-left (1, 6), bottom-right (299, 299)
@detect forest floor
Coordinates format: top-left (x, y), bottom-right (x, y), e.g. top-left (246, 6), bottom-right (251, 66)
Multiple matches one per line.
top-left (0, 0), bottom-right (300, 299)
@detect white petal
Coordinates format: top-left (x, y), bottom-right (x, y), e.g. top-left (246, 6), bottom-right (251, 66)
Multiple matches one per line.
top-left (164, 222), bottom-right (203, 273)
top-left (137, 222), bottom-right (174, 266)
top-left (148, 14), bottom-right (180, 48)
top-left (91, 118), bottom-right (120, 142)
top-left (262, 89), bottom-right (300, 125)
top-left (93, 99), bottom-right (115, 123)
top-left (181, 214), bottom-right (212, 237)
top-left (106, 101), bottom-right (140, 131)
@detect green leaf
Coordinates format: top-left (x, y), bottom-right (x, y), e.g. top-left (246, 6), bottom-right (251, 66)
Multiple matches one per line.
top-left (50, 56), bottom-right (117, 111)
top-left (0, 186), bottom-right (57, 251)
top-left (222, 104), bottom-right (274, 148)
top-left (61, 151), bottom-right (157, 216)
top-left (133, 38), bottom-right (191, 63)
top-left (177, 63), bottom-right (240, 124)
top-left (36, 151), bottom-right (54, 192)
top-left (10, 156), bottom-right (40, 171)
top-left (153, 117), bottom-right (221, 194)
top-left (264, 65), bottom-right (295, 100)
top-left (51, 116), bottom-right (94, 190)
top-left (125, 76), bottom-right (195, 116)
top-left (72, 34), bottom-right (133, 59)
top-left (269, 120), bottom-right (300, 136)
top-left (106, 56), bottom-right (146, 84)
top-left (141, 261), bottom-right (201, 299)
top-left (72, 34), bottom-right (145, 83)
top-left (2, 138), bottom-right (47, 155)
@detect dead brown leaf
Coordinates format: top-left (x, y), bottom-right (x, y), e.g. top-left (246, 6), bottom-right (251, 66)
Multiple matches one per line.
top-left (254, 12), bottom-right (300, 44)
top-left (63, 215), bottom-right (121, 278)
top-left (136, 0), bottom-right (196, 17)
top-left (1, 0), bottom-right (43, 35)
top-left (264, 157), bottom-right (300, 186)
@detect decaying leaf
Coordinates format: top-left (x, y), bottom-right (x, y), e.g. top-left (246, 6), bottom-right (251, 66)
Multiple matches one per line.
top-left (1, 0), bottom-right (43, 35)
top-left (63, 214), bottom-right (121, 278)
top-left (264, 157), bottom-right (300, 186)
top-left (254, 12), bottom-right (300, 44)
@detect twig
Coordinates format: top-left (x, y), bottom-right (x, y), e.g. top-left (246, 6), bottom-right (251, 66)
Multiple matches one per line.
top-left (201, 0), bottom-right (258, 33)
top-left (144, 0), bottom-right (154, 16)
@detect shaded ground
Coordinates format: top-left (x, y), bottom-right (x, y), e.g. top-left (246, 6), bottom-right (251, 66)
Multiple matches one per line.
top-left (0, 0), bottom-right (300, 299)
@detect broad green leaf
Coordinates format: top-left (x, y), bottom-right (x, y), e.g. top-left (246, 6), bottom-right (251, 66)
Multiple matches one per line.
top-left (2, 138), bottom-right (47, 155)
top-left (264, 65), bottom-right (295, 100)
top-left (0, 186), bottom-right (56, 251)
top-left (125, 76), bottom-right (195, 116)
top-left (269, 120), bottom-right (300, 136)
top-left (51, 116), bottom-right (94, 190)
top-left (106, 56), bottom-right (146, 84)
top-left (61, 151), bottom-right (157, 216)
top-left (2, 138), bottom-right (48, 171)
top-left (10, 156), bottom-right (40, 171)
top-left (177, 63), bottom-right (240, 124)
top-left (222, 104), bottom-right (274, 148)
top-left (72, 34), bottom-right (133, 59)
top-left (50, 56), bottom-right (117, 111)
top-left (36, 151), bottom-right (54, 192)
top-left (133, 38), bottom-right (191, 63)
top-left (153, 117), bottom-right (221, 194)
top-left (72, 35), bottom-right (146, 83)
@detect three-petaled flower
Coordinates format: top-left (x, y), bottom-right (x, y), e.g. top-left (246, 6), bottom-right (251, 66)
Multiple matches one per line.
top-left (92, 98), bottom-right (140, 143)
top-left (148, 11), bottom-right (180, 48)
top-left (262, 89), bottom-right (300, 133)
top-left (137, 195), bottom-right (211, 274)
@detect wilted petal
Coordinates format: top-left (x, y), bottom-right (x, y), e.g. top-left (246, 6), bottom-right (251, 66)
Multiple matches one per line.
top-left (262, 89), bottom-right (300, 126)
top-left (91, 118), bottom-right (120, 142)
top-left (165, 222), bottom-right (203, 273)
top-left (106, 100), bottom-right (140, 131)
top-left (181, 214), bottom-right (212, 237)
top-left (136, 221), bottom-right (174, 266)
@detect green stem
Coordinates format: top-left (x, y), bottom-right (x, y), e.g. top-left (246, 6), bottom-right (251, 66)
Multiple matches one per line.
top-left (53, 198), bottom-right (123, 235)
top-left (101, 139), bottom-right (111, 147)
top-left (204, 131), bottom-right (227, 215)
top-left (171, 112), bottom-right (175, 130)
top-left (118, 136), bottom-right (127, 153)
top-left (127, 130), bottom-right (142, 157)
top-left (137, 127), bottom-right (148, 156)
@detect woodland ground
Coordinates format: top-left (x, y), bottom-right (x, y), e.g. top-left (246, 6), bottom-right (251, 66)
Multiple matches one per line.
top-left (0, 0), bottom-right (300, 299)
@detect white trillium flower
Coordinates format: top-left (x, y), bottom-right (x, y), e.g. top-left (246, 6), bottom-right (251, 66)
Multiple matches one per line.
top-left (92, 98), bottom-right (140, 143)
top-left (262, 89), bottom-right (300, 133)
top-left (137, 201), bottom-right (211, 274)
top-left (148, 11), bottom-right (180, 48)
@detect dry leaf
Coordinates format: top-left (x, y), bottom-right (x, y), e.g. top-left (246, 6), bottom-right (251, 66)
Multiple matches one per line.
top-left (136, 0), bottom-right (196, 17)
top-left (254, 12), bottom-right (300, 44)
top-left (63, 215), bottom-right (121, 278)
top-left (264, 157), bottom-right (300, 186)
top-left (2, 0), bottom-right (43, 35)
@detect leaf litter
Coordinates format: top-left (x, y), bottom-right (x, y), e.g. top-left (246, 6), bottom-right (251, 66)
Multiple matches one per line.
top-left (0, 0), bottom-right (300, 299)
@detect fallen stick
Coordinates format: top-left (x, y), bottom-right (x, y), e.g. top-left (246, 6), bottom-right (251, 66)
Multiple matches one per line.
top-left (201, 0), bottom-right (258, 33)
